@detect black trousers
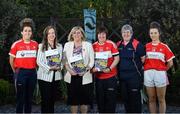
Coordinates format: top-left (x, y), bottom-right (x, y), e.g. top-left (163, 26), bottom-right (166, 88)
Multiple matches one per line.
top-left (66, 76), bottom-right (93, 105)
top-left (95, 76), bottom-right (117, 113)
top-left (14, 68), bottom-right (37, 113)
top-left (120, 71), bottom-right (142, 113)
top-left (38, 75), bottom-right (60, 113)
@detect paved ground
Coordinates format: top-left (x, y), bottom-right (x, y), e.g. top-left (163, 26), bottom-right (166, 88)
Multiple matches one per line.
top-left (1, 102), bottom-right (180, 113)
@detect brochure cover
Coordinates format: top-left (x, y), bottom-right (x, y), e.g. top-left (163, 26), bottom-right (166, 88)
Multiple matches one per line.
top-left (70, 54), bottom-right (86, 74)
top-left (95, 52), bottom-right (109, 71)
top-left (45, 49), bottom-right (60, 67)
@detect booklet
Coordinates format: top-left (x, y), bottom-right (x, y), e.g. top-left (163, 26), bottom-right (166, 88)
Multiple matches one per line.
top-left (95, 52), bottom-right (109, 71)
top-left (69, 54), bottom-right (86, 74)
top-left (45, 49), bottom-right (60, 67)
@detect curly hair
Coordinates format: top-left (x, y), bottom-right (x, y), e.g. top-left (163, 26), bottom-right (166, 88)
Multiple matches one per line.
top-left (19, 18), bottom-right (35, 32)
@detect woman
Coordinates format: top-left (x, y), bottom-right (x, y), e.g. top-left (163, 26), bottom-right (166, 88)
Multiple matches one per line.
top-left (92, 26), bottom-right (119, 113)
top-left (9, 18), bottom-right (38, 113)
top-left (37, 26), bottom-right (63, 113)
top-left (63, 26), bottom-right (94, 113)
top-left (144, 21), bottom-right (175, 113)
top-left (117, 24), bottom-right (146, 113)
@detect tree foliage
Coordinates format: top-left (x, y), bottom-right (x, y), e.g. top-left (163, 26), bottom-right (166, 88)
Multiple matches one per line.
top-left (121, 0), bottom-right (180, 64)
top-left (0, 0), bottom-right (180, 76)
top-left (0, 0), bottom-right (26, 79)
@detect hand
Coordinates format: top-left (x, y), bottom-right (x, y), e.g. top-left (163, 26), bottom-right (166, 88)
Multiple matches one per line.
top-left (69, 70), bottom-right (77, 76)
top-left (91, 68), bottom-right (98, 73)
top-left (102, 67), bottom-right (111, 73)
top-left (55, 66), bottom-right (61, 71)
top-left (50, 66), bottom-right (57, 71)
top-left (50, 65), bottom-right (61, 71)
top-left (78, 72), bottom-right (85, 76)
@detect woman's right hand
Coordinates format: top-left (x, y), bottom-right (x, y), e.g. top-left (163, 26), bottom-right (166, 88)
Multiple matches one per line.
top-left (69, 69), bottom-right (77, 76)
top-left (91, 68), bottom-right (98, 73)
top-left (50, 66), bottom-right (57, 71)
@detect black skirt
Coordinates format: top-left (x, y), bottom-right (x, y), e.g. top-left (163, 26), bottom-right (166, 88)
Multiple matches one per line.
top-left (66, 76), bottom-right (93, 105)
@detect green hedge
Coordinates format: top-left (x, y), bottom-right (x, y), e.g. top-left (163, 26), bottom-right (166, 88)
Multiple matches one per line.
top-left (0, 79), bottom-right (15, 105)
top-left (166, 69), bottom-right (180, 106)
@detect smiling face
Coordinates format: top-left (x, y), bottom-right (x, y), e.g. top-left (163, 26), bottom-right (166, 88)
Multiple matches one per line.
top-left (21, 26), bottom-right (32, 41)
top-left (149, 28), bottom-right (160, 42)
top-left (72, 29), bottom-right (83, 42)
top-left (98, 32), bottom-right (107, 43)
top-left (47, 28), bottom-right (56, 43)
top-left (122, 30), bottom-right (132, 42)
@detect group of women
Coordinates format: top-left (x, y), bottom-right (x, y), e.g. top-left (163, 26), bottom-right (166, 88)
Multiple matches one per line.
top-left (9, 18), bottom-right (175, 113)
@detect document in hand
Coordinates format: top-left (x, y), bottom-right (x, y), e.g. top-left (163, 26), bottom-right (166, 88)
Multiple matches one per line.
top-left (95, 51), bottom-right (109, 71)
top-left (45, 49), bottom-right (60, 67)
top-left (69, 54), bottom-right (86, 74)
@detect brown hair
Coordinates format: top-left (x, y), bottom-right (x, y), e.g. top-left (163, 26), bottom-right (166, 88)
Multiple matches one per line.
top-left (150, 21), bottom-right (162, 34)
top-left (41, 25), bottom-right (58, 52)
top-left (97, 26), bottom-right (108, 35)
top-left (20, 18), bottom-right (35, 32)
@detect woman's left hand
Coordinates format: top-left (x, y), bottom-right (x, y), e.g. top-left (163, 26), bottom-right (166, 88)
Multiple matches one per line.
top-left (78, 67), bottom-right (90, 76)
top-left (102, 67), bottom-right (111, 73)
top-left (50, 65), bottom-right (61, 71)
top-left (78, 72), bottom-right (85, 76)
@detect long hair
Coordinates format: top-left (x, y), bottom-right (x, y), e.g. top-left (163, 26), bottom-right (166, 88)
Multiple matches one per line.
top-left (41, 25), bottom-right (58, 52)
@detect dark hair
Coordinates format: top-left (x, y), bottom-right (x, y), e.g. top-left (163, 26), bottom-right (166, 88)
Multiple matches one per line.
top-left (20, 18), bottom-right (35, 32)
top-left (150, 21), bottom-right (161, 34)
top-left (97, 26), bottom-right (108, 35)
top-left (42, 25), bottom-right (58, 52)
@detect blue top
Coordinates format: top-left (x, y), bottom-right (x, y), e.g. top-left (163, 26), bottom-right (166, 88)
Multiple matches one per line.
top-left (118, 39), bottom-right (146, 72)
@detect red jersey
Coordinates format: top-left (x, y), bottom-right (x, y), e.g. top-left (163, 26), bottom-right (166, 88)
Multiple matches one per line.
top-left (9, 39), bottom-right (38, 69)
top-left (144, 42), bottom-right (175, 71)
top-left (93, 40), bottom-right (119, 79)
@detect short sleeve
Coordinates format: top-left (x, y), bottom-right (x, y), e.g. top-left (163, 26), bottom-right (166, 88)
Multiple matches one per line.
top-left (111, 42), bottom-right (119, 56)
top-left (164, 45), bottom-right (175, 62)
top-left (9, 43), bottom-right (17, 57)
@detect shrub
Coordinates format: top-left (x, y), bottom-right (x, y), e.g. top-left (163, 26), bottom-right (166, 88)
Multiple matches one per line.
top-left (166, 69), bottom-right (180, 106)
top-left (59, 80), bottom-right (67, 101)
top-left (0, 79), bottom-right (15, 105)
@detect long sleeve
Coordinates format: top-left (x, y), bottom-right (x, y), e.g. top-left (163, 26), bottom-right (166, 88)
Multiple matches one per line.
top-left (36, 44), bottom-right (50, 72)
top-left (59, 44), bottom-right (64, 70)
top-left (88, 42), bottom-right (95, 68)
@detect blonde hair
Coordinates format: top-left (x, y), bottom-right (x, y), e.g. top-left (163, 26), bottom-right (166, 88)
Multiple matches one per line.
top-left (68, 26), bottom-right (86, 41)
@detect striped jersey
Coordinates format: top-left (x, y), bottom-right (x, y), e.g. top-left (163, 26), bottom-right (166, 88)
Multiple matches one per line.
top-left (144, 42), bottom-right (175, 71)
top-left (93, 40), bottom-right (119, 79)
top-left (9, 39), bottom-right (38, 69)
